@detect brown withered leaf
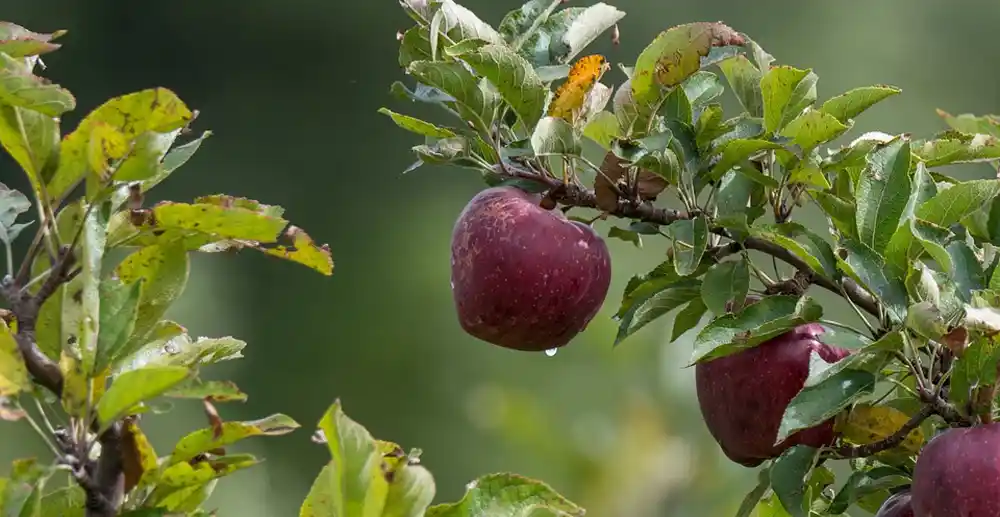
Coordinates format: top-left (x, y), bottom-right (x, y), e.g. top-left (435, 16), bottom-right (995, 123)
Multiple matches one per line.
top-left (203, 398), bottom-right (225, 441)
top-left (121, 416), bottom-right (159, 494)
top-left (594, 151), bottom-right (668, 213)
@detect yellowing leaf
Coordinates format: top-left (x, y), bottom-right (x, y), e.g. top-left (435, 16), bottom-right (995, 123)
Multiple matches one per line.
top-left (838, 404), bottom-right (924, 454)
top-left (262, 226), bottom-right (334, 276)
top-left (46, 87), bottom-right (193, 203)
top-left (0, 320), bottom-right (29, 396)
top-left (121, 417), bottom-right (160, 493)
top-left (169, 413), bottom-right (300, 465)
top-left (86, 122), bottom-right (128, 180)
top-left (547, 54), bottom-right (609, 123)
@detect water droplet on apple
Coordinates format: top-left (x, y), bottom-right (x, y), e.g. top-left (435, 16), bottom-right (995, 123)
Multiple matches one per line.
top-left (544, 348), bottom-right (558, 357)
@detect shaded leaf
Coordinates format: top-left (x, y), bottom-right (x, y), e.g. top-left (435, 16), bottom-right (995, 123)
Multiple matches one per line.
top-left (718, 55), bottom-right (763, 117)
top-left (708, 138), bottom-right (780, 181)
top-left (669, 215), bottom-right (708, 276)
top-left (0, 182), bottom-right (31, 245)
top-left (777, 366), bottom-right (876, 442)
top-left (93, 278), bottom-right (142, 374)
top-left (917, 179), bottom-right (1000, 227)
top-left (406, 61), bottom-right (496, 129)
top-left (121, 416), bottom-right (160, 493)
top-left (531, 116), bottom-right (580, 155)
top-left (614, 279), bottom-right (700, 346)
top-left (838, 239), bottom-right (907, 323)
top-left (671, 297), bottom-right (707, 342)
top-left (913, 131), bottom-right (1000, 167)
top-left (751, 223), bottom-right (837, 277)
top-left (0, 22), bottom-right (65, 57)
top-left (701, 259), bottom-right (749, 315)
top-left (770, 445), bottom-right (820, 517)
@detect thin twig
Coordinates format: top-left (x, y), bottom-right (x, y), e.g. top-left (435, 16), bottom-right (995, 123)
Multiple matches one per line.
top-left (830, 405), bottom-right (934, 459)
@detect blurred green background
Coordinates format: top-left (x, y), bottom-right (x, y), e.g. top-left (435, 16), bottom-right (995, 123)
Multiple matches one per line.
top-left (2, 1), bottom-right (1000, 516)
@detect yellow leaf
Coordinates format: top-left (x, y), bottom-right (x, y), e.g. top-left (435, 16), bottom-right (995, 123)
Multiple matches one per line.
top-left (0, 320), bottom-right (30, 396)
top-left (262, 226), bottom-right (334, 276)
top-left (838, 404), bottom-right (924, 454)
top-left (86, 122), bottom-right (128, 180)
top-left (547, 55), bottom-right (609, 123)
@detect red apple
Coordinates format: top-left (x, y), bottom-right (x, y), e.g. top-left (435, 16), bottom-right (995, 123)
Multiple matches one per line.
top-left (450, 186), bottom-right (612, 351)
top-left (695, 322), bottom-right (851, 467)
top-left (875, 491), bottom-right (914, 517)
top-left (912, 424), bottom-right (1000, 517)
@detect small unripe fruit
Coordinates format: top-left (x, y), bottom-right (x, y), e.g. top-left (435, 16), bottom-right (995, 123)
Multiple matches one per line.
top-left (450, 186), bottom-right (612, 351)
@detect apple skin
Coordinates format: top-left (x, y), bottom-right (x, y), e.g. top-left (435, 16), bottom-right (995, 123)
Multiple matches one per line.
top-left (875, 491), bottom-right (914, 517)
top-left (450, 186), bottom-right (612, 351)
top-left (695, 322), bottom-right (851, 467)
top-left (912, 424), bottom-right (1000, 517)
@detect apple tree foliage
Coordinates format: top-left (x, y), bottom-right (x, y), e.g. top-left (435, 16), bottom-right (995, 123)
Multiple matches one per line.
top-left (382, 0), bottom-right (1000, 516)
top-left (0, 18), bottom-right (586, 517)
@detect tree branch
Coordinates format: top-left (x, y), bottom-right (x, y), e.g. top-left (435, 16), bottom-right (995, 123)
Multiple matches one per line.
top-left (496, 163), bottom-right (882, 318)
top-left (1, 243), bottom-right (124, 517)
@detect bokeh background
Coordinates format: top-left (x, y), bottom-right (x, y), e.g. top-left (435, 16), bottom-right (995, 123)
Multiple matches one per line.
top-left (2, 1), bottom-right (1000, 516)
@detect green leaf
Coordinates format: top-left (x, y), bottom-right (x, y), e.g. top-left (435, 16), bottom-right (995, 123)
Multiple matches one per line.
top-left (948, 241), bottom-right (986, 297)
top-left (581, 111), bottom-right (620, 149)
top-left (885, 217), bottom-right (953, 274)
top-left (950, 337), bottom-right (1000, 407)
top-left (937, 109), bottom-right (1000, 136)
top-left (787, 162), bottom-right (831, 191)
top-left (0, 52), bottom-right (74, 116)
top-left (769, 446), bottom-right (820, 517)
top-left (820, 85), bottom-right (900, 123)
top-left (691, 296), bottom-right (824, 364)
top-left (708, 139), bottom-right (780, 181)
top-left (671, 297), bottom-right (707, 342)
top-left (406, 61), bottom-right (496, 131)
top-left (0, 104), bottom-right (59, 188)
top-left (427, 473), bottom-right (583, 517)
top-left (117, 333), bottom-right (245, 374)
top-left (528, 2), bottom-right (624, 66)
top-left (172, 413), bottom-right (299, 465)
top-left (148, 201), bottom-right (288, 242)
top-left (378, 108), bottom-right (457, 138)
top-left (760, 66), bottom-right (818, 133)
top-left (416, 0), bottom-right (504, 45)
top-left (700, 259), bottom-right (749, 315)
top-left (93, 279), bottom-right (142, 374)
top-left (682, 71), bottom-right (724, 108)
top-left (669, 215), bottom-right (708, 276)
top-left (498, 0), bottom-right (559, 45)
top-left (531, 116), bottom-right (580, 155)
top-left (112, 243), bottom-right (190, 367)
top-left (461, 43), bottom-right (547, 128)
top-left (138, 130), bottom-right (212, 195)
top-left (45, 88), bottom-right (193, 203)
top-left (812, 191), bottom-right (856, 238)
top-left (838, 239), bottom-right (908, 323)
top-left (902, 161), bottom-right (937, 221)
top-left (855, 137), bottom-right (911, 253)
top-left (917, 179), bottom-right (1000, 227)
top-left (38, 486), bottom-right (85, 517)
top-left (735, 469), bottom-right (771, 517)
top-left (606, 226), bottom-right (641, 247)
top-left (827, 468), bottom-right (909, 515)
top-left (0, 22), bottom-right (66, 57)
top-left (165, 379), bottom-right (248, 403)
top-left (628, 22), bottom-right (743, 134)
top-left (750, 223), bottom-right (837, 277)
top-left (410, 136), bottom-right (483, 171)
top-left (96, 365), bottom-right (190, 429)
top-left (0, 182), bottom-right (31, 245)
top-left (779, 109), bottom-right (850, 152)
top-left (777, 365), bottom-right (876, 442)
top-left (61, 203), bottom-right (107, 376)
top-left (0, 320), bottom-right (30, 396)
top-left (718, 55), bottom-right (763, 117)
top-left (913, 131), bottom-right (1000, 167)
top-left (300, 400), bottom-right (436, 517)
top-left (614, 278), bottom-right (700, 346)
top-left (717, 169), bottom-right (760, 222)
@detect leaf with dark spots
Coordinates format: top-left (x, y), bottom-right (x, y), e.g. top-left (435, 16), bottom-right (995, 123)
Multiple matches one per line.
top-left (169, 413), bottom-right (300, 465)
top-left (46, 87), bottom-right (193, 203)
top-left (121, 416), bottom-right (160, 494)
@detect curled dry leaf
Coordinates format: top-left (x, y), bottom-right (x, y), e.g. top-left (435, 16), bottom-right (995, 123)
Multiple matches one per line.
top-left (203, 398), bottom-right (225, 441)
top-left (594, 151), bottom-right (668, 212)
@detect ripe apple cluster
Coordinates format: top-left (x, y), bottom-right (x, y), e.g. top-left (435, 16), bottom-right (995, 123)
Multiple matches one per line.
top-left (448, 185), bottom-right (1000, 517)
